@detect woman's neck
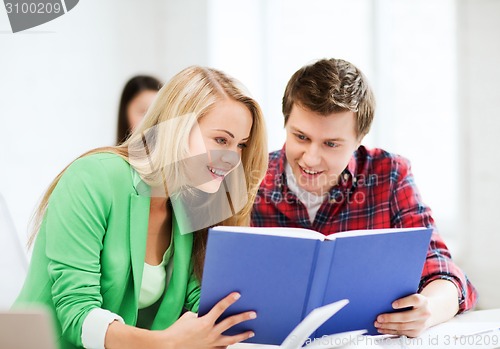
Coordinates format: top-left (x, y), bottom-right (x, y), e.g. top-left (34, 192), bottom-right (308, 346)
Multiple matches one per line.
top-left (150, 197), bottom-right (168, 211)
top-left (145, 197), bottom-right (172, 265)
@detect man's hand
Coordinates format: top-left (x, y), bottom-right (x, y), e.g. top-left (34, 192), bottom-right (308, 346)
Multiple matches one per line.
top-left (374, 280), bottom-right (460, 337)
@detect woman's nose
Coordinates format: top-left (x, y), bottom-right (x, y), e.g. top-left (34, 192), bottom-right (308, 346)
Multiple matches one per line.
top-left (220, 150), bottom-right (240, 167)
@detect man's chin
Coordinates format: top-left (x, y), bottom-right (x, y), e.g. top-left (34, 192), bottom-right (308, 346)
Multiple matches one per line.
top-left (298, 184), bottom-right (327, 196)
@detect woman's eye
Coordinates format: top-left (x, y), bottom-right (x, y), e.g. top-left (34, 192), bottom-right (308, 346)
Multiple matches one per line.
top-left (215, 137), bottom-right (227, 145)
top-left (238, 143), bottom-right (248, 149)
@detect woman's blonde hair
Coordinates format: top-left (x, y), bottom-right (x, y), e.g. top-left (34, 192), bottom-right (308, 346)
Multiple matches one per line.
top-left (29, 66), bottom-right (268, 278)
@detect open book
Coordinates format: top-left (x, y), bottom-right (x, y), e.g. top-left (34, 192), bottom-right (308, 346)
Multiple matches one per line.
top-left (199, 226), bottom-right (432, 345)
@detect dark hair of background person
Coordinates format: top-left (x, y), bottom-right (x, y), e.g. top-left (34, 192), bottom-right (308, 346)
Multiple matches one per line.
top-left (116, 75), bottom-right (163, 145)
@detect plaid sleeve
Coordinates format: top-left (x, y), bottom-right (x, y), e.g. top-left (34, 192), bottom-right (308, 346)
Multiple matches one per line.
top-left (389, 156), bottom-right (478, 312)
top-left (251, 188), bottom-right (271, 227)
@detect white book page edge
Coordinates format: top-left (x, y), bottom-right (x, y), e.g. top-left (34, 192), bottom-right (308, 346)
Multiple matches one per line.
top-left (302, 330), bottom-right (367, 349)
top-left (211, 226), bottom-right (325, 240)
top-left (324, 227), bottom-right (428, 240)
top-left (280, 299), bottom-right (351, 349)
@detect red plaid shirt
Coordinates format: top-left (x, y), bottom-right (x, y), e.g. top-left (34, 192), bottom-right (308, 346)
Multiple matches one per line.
top-left (251, 145), bottom-right (477, 312)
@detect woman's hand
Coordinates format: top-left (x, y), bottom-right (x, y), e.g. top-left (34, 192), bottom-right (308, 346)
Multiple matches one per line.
top-left (105, 292), bottom-right (255, 349)
top-left (161, 292), bottom-right (256, 349)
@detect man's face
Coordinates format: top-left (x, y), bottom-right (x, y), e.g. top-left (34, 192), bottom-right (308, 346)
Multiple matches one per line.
top-left (285, 104), bottom-right (361, 195)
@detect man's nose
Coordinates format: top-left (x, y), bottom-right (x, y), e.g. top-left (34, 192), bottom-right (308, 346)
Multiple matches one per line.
top-left (302, 144), bottom-right (321, 167)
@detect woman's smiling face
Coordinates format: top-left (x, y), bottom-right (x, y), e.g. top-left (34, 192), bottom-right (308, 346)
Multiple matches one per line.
top-left (187, 98), bottom-right (253, 193)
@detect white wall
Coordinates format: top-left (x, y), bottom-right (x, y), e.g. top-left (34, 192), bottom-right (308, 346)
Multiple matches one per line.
top-left (456, 0), bottom-right (500, 309)
top-left (371, 0), bottom-right (460, 248)
top-left (0, 1), bottom-right (172, 243)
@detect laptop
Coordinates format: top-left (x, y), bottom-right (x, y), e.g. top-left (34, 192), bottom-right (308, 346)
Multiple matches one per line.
top-left (0, 309), bottom-right (57, 349)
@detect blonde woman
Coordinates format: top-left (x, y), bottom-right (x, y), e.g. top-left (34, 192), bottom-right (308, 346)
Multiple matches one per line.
top-left (15, 66), bottom-right (268, 349)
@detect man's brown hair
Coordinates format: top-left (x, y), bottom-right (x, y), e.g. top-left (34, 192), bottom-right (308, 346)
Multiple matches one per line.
top-left (282, 58), bottom-right (375, 138)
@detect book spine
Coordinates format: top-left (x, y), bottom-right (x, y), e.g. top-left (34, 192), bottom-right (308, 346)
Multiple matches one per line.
top-left (302, 240), bottom-right (337, 337)
top-left (300, 240), bottom-right (320, 321)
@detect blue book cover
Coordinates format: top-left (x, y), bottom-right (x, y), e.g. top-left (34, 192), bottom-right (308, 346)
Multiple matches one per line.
top-left (198, 226), bottom-right (432, 345)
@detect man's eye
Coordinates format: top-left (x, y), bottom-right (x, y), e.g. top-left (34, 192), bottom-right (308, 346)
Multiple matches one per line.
top-left (325, 141), bottom-right (338, 148)
top-left (296, 134), bottom-right (307, 141)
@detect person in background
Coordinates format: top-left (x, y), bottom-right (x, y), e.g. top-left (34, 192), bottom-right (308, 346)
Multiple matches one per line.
top-left (15, 65), bottom-right (268, 349)
top-left (116, 75), bottom-right (163, 145)
top-left (251, 58), bottom-right (478, 337)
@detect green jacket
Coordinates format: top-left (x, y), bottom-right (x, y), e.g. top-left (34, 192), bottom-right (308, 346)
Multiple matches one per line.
top-left (15, 153), bottom-right (200, 349)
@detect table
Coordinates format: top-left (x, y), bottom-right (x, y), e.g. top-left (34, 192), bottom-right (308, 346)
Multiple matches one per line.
top-left (229, 309), bottom-right (500, 349)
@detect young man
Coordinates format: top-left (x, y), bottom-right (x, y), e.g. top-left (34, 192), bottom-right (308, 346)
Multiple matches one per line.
top-left (251, 58), bottom-right (477, 337)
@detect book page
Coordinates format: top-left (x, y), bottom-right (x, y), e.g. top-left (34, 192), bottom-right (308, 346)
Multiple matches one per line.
top-left (280, 299), bottom-right (358, 349)
top-left (211, 226), bottom-right (325, 240)
top-left (324, 227), bottom-right (428, 240)
top-left (302, 330), bottom-right (367, 349)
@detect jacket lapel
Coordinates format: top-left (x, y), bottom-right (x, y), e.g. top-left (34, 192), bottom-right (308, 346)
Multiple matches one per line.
top-left (151, 215), bottom-right (193, 329)
top-left (129, 192), bottom-right (150, 310)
